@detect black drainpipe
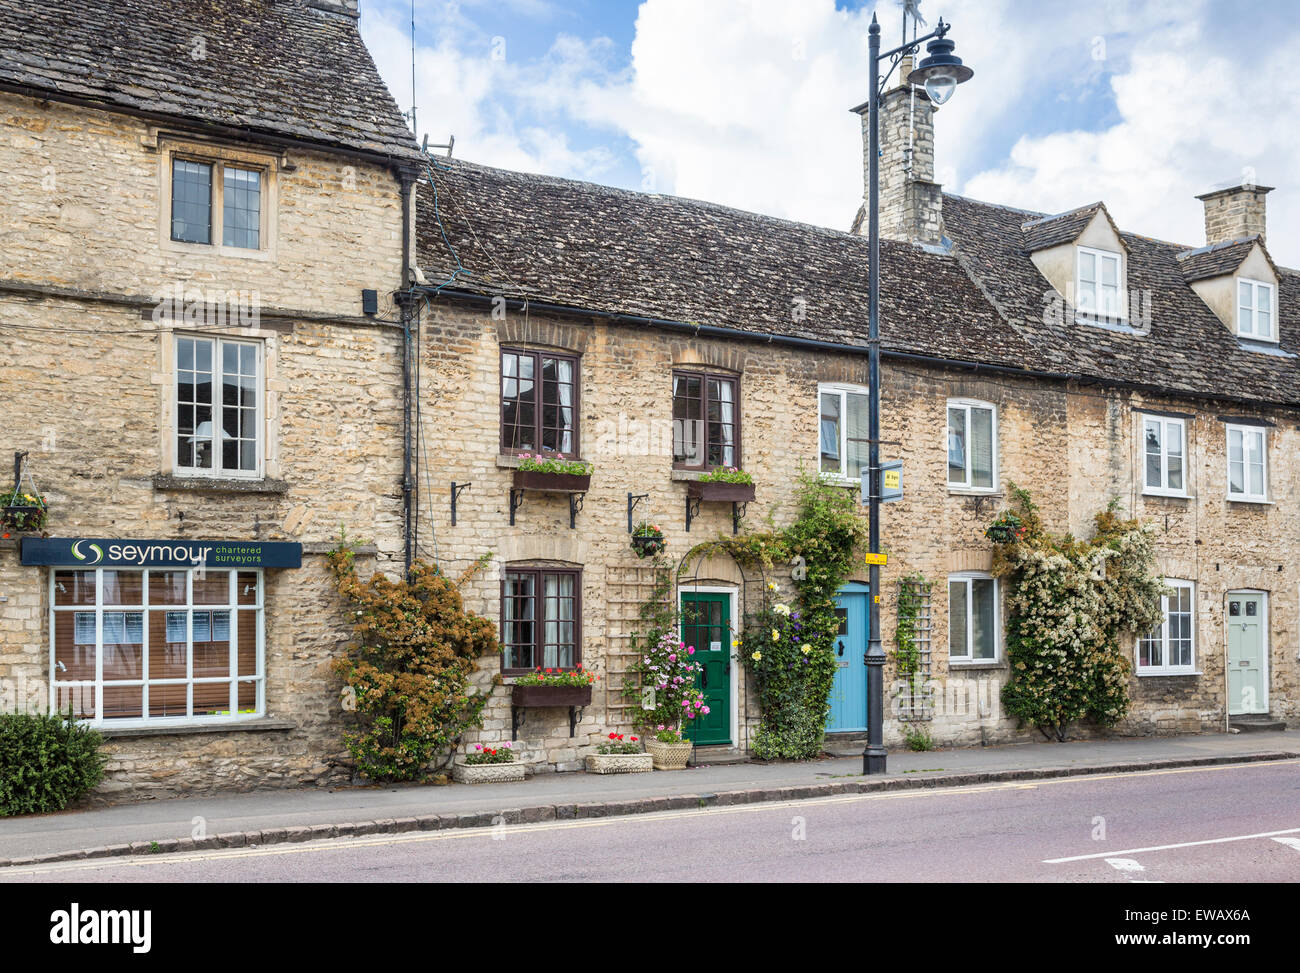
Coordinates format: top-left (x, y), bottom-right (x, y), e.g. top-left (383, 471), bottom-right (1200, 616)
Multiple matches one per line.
top-left (398, 167), bottom-right (419, 574)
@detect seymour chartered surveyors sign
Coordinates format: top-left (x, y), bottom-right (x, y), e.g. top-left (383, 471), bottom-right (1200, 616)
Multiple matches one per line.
top-left (20, 537), bottom-right (302, 569)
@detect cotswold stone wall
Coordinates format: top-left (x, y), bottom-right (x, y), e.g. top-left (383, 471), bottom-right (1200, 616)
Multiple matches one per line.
top-left (421, 299), bottom-right (1300, 766)
top-left (0, 93), bottom-right (405, 318)
top-left (0, 88), bottom-right (409, 801)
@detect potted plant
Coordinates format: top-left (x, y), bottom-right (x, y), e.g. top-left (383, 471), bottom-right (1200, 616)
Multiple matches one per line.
top-left (585, 732), bottom-right (653, 774)
top-left (687, 466), bottom-right (756, 503)
top-left (985, 510), bottom-right (1026, 545)
top-left (512, 453), bottom-right (593, 493)
top-left (510, 666), bottom-right (596, 708)
top-left (453, 741), bottom-right (526, 784)
top-left (630, 521), bottom-right (666, 558)
top-left (1, 487), bottom-right (48, 533)
top-left (644, 725), bottom-right (694, 771)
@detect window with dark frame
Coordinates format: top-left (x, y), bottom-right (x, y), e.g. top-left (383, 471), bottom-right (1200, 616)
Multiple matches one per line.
top-left (672, 371), bottom-right (738, 470)
top-left (501, 567), bottom-right (580, 672)
top-left (500, 349), bottom-right (579, 457)
top-left (171, 159), bottom-right (212, 245)
top-left (170, 155), bottom-right (263, 250)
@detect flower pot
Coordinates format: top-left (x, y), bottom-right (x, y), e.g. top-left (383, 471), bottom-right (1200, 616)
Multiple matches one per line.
top-left (452, 758), bottom-right (526, 784)
top-left (687, 480), bottom-right (756, 503)
top-left (511, 684), bottom-right (593, 708)
top-left (512, 469), bottom-right (591, 493)
top-left (645, 737), bottom-right (693, 770)
top-left (584, 751), bottom-right (653, 774)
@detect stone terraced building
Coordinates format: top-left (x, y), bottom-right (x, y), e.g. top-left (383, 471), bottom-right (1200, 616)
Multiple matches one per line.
top-left (0, 0), bottom-right (422, 800)
top-left (0, 1), bottom-right (1294, 798)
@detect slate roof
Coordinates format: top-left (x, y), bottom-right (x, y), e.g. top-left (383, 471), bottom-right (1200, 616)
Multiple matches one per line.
top-left (0, 0), bottom-right (420, 162)
top-left (416, 158), bottom-right (1300, 410)
top-left (942, 194), bottom-right (1300, 407)
top-left (1020, 202), bottom-right (1125, 253)
top-left (1176, 237), bottom-right (1273, 283)
top-left (416, 160), bottom-right (1046, 371)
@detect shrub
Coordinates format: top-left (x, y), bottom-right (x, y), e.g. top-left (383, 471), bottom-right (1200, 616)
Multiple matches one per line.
top-left (742, 600), bottom-right (836, 760)
top-left (0, 711), bottom-right (104, 816)
top-left (328, 542), bottom-right (499, 782)
top-left (995, 487), bottom-right (1164, 741)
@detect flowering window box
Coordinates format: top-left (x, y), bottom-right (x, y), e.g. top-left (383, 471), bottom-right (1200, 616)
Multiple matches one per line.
top-left (510, 683), bottom-right (593, 708)
top-left (687, 480), bottom-right (756, 503)
top-left (512, 469), bottom-right (592, 493)
top-left (510, 676), bottom-right (594, 739)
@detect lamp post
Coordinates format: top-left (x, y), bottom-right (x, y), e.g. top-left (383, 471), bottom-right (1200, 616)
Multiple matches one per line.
top-left (862, 14), bottom-right (972, 775)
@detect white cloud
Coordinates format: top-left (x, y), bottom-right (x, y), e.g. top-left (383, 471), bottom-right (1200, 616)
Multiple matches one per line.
top-left (362, 0), bottom-right (1300, 263)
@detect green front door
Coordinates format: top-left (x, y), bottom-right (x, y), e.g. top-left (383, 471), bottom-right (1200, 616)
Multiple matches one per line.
top-left (1227, 592), bottom-right (1267, 715)
top-left (681, 591), bottom-right (731, 745)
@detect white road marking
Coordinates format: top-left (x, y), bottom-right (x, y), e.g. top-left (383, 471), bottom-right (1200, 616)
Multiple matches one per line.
top-left (1105, 857), bottom-right (1145, 873)
top-left (1045, 826), bottom-right (1300, 864)
top-left (1272, 836), bottom-right (1300, 852)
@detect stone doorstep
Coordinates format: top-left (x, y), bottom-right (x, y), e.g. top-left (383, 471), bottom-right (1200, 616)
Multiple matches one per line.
top-left (2, 748), bottom-right (1297, 871)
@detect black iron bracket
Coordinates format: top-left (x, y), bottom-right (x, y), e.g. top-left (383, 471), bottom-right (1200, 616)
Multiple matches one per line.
top-left (509, 487), bottom-right (525, 526)
top-left (627, 492), bottom-right (649, 533)
top-left (569, 492), bottom-right (585, 530)
top-left (450, 481), bottom-right (471, 526)
top-left (511, 705), bottom-right (523, 739)
top-left (970, 494), bottom-right (996, 518)
top-left (512, 704), bottom-right (580, 739)
top-left (685, 495), bottom-right (702, 532)
top-left (732, 501), bottom-right (748, 535)
top-left (570, 706), bottom-right (583, 737)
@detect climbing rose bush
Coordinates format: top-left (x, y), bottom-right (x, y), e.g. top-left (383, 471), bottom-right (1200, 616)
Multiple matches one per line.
top-left (995, 489), bottom-right (1165, 741)
top-left (741, 598), bottom-right (836, 760)
top-left (626, 632), bottom-right (707, 733)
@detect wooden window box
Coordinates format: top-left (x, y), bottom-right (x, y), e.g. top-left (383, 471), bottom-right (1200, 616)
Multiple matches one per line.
top-left (510, 683), bottom-right (593, 738)
top-left (687, 480), bottom-right (756, 503)
top-left (511, 469), bottom-right (591, 493)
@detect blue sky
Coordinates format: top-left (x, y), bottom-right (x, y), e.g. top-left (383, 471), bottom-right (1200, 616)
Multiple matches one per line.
top-left (360, 0), bottom-right (1300, 263)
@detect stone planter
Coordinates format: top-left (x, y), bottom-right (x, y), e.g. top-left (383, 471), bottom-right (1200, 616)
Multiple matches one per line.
top-left (686, 480), bottom-right (756, 503)
top-left (645, 737), bottom-right (693, 770)
top-left (452, 759), bottom-right (526, 784)
top-left (584, 751), bottom-right (653, 774)
top-left (512, 469), bottom-right (591, 493)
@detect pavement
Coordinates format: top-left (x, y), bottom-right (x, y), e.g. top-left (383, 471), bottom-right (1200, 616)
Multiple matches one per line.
top-left (0, 731), bottom-right (1294, 868)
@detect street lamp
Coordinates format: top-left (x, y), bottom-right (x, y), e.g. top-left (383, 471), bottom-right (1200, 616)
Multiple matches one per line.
top-left (862, 14), bottom-right (972, 775)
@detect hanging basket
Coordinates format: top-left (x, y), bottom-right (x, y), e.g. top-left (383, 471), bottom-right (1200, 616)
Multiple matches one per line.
top-left (2, 504), bottom-right (48, 532)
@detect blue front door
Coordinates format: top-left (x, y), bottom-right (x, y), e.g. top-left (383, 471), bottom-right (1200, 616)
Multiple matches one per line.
top-left (827, 586), bottom-right (869, 732)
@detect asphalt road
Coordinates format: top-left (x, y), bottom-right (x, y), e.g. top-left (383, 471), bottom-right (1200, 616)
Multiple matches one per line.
top-left (5, 760), bottom-right (1298, 882)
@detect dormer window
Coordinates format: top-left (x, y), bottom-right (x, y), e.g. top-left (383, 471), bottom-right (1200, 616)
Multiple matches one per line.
top-left (1237, 278), bottom-right (1276, 341)
top-left (1077, 246), bottom-right (1122, 320)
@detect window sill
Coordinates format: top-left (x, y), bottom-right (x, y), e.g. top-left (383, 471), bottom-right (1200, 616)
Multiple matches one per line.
top-left (95, 717), bottom-right (295, 739)
top-left (1226, 496), bottom-right (1272, 506)
top-left (1136, 670), bottom-right (1201, 678)
top-left (947, 660), bottom-right (1005, 671)
top-left (1141, 490), bottom-right (1190, 501)
top-left (153, 474), bottom-right (289, 494)
top-left (948, 488), bottom-right (1002, 498)
top-left (671, 469), bottom-right (710, 482)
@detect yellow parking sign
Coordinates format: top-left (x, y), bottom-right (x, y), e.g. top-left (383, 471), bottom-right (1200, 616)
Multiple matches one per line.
top-left (864, 552), bottom-right (887, 566)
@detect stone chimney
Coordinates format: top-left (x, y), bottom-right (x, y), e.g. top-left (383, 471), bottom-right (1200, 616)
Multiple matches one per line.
top-left (853, 55), bottom-right (944, 245)
top-left (1196, 183), bottom-right (1272, 245)
top-left (307, 0), bottom-right (359, 18)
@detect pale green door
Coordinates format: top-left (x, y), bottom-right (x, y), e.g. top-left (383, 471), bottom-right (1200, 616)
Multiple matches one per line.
top-left (1227, 593), bottom-right (1267, 715)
